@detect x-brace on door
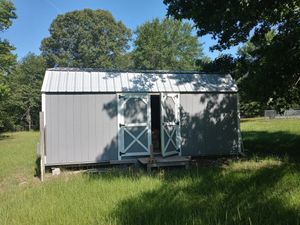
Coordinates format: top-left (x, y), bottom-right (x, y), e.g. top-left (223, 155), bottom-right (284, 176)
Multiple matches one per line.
top-left (118, 93), bottom-right (151, 159)
top-left (161, 93), bottom-right (181, 157)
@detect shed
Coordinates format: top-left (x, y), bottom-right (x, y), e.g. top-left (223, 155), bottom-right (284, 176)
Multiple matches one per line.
top-left (41, 68), bottom-right (242, 166)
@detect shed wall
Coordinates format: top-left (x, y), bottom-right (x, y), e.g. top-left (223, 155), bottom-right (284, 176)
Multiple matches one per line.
top-left (180, 93), bottom-right (239, 156)
top-left (45, 94), bottom-right (118, 165)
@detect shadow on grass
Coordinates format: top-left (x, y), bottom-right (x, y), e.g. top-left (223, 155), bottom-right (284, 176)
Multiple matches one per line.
top-left (34, 157), bottom-right (41, 177)
top-left (242, 131), bottom-right (300, 161)
top-left (92, 164), bottom-right (298, 225)
top-left (240, 118), bottom-right (264, 123)
top-left (0, 133), bottom-right (12, 141)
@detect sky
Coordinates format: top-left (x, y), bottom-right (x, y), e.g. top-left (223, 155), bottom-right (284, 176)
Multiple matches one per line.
top-left (2, 0), bottom-right (239, 61)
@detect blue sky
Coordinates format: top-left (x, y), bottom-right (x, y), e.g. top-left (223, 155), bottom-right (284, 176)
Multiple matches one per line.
top-left (3, 0), bottom-right (239, 60)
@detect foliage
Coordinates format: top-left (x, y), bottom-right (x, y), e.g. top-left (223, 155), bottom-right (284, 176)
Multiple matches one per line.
top-left (7, 54), bottom-right (47, 131)
top-left (239, 101), bottom-right (264, 118)
top-left (164, 0), bottom-right (300, 114)
top-left (0, 0), bottom-right (16, 131)
top-left (0, 39), bottom-right (15, 74)
top-left (1, 119), bottom-right (300, 224)
top-left (132, 18), bottom-right (203, 70)
top-left (200, 54), bottom-right (236, 74)
top-left (0, 0), bottom-right (16, 31)
top-left (41, 9), bottom-right (131, 69)
top-left (164, 0), bottom-right (299, 51)
top-left (0, 0), bottom-right (16, 74)
top-left (235, 31), bottom-right (300, 114)
top-left (0, 79), bottom-right (11, 130)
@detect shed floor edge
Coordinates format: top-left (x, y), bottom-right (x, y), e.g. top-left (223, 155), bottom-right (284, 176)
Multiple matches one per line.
top-left (45, 159), bottom-right (137, 168)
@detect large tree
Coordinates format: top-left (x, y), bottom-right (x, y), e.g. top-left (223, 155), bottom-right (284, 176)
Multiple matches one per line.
top-left (235, 31), bottom-right (300, 114)
top-left (41, 9), bottom-right (131, 69)
top-left (164, 0), bottom-right (300, 112)
top-left (132, 18), bottom-right (203, 70)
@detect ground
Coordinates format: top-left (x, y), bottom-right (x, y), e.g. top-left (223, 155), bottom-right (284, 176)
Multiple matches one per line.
top-left (0, 118), bottom-right (300, 225)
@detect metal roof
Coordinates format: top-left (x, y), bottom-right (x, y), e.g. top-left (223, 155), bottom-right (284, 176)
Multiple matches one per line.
top-left (41, 68), bottom-right (238, 93)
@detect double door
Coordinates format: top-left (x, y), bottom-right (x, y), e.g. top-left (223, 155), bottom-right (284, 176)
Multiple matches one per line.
top-left (118, 93), bottom-right (181, 159)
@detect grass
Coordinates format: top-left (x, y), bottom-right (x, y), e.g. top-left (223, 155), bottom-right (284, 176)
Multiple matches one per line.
top-left (0, 119), bottom-right (300, 225)
top-left (242, 118), bottom-right (300, 160)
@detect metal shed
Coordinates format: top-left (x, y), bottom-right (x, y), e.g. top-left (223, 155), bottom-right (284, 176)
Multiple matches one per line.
top-left (41, 68), bottom-right (241, 166)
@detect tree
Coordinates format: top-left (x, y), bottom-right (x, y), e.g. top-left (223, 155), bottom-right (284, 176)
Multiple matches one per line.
top-left (235, 31), bottom-right (300, 114)
top-left (164, 0), bottom-right (299, 50)
top-left (7, 54), bottom-right (47, 130)
top-left (164, 0), bottom-right (300, 113)
top-left (132, 18), bottom-right (203, 70)
top-left (41, 9), bottom-right (131, 69)
top-left (0, 0), bottom-right (16, 131)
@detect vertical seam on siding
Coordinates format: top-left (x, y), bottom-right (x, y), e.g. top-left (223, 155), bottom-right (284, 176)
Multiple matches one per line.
top-left (57, 71), bottom-right (62, 92)
top-left (65, 71), bottom-right (69, 92)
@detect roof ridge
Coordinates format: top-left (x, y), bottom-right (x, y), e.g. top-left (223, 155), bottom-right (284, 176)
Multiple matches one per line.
top-left (46, 67), bottom-right (227, 76)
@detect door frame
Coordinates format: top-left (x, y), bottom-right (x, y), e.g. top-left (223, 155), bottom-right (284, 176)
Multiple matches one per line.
top-left (117, 93), bottom-right (152, 160)
top-left (160, 93), bottom-right (182, 157)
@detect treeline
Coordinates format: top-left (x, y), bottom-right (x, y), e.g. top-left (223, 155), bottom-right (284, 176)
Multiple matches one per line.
top-left (1, 0), bottom-right (299, 131)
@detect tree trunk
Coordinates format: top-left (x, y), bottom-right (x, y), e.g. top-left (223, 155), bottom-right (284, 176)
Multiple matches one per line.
top-left (26, 108), bottom-right (31, 131)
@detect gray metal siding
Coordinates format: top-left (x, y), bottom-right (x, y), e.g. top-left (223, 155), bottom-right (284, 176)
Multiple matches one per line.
top-left (180, 93), bottom-right (239, 156)
top-left (45, 94), bottom-right (118, 165)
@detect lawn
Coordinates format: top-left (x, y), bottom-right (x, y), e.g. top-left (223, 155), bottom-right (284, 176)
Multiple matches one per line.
top-left (242, 118), bottom-right (300, 160)
top-left (0, 119), bottom-right (300, 225)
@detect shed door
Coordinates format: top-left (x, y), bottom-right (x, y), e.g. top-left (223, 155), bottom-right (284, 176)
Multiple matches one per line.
top-left (161, 93), bottom-right (181, 157)
top-left (118, 93), bottom-right (151, 159)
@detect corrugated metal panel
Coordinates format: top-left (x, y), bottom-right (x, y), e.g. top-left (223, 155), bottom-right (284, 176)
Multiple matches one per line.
top-left (180, 93), bottom-right (239, 156)
top-left (74, 72), bottom-right (83, 92)
top-left (45, 94), bottom-right (118, 165)
top-left (41, 68), bottom-right (238, 93)
top-left (90, 72), bottom-right (99, 92)
top-left (99, 72), bottom-right (107, 92)
top-left (66, 71), bottom-right (75, 92)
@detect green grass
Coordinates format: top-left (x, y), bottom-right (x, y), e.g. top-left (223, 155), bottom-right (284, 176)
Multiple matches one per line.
top-left (242, 118), bottom-right (300, 160)
top-left (0, 119), bottom-right (300, 225)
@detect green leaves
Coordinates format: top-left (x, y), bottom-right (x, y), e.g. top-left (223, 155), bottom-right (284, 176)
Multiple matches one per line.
top-left (0, 54), bottom-right (47, 131)
top-left (9, 54), bottom-right (47, 130)
top-left (0, 0), bottom-right (16, 32)
top-left (0, 39), bottom-right (16, 74)
top-left (164, 0), bottom-right (299, 51)
top-left (41, 9), bottom-right (131, 69)
top-left (132, 18), bottom-right (203, 70)
top-left (164, 0), bottom-right (300, 114)
top-left (0, 0), bottom-right (16, 131)
top-left (41, 10), bottom-right (205, 71)
top-left (0, 0), bottom-right (16, 74)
